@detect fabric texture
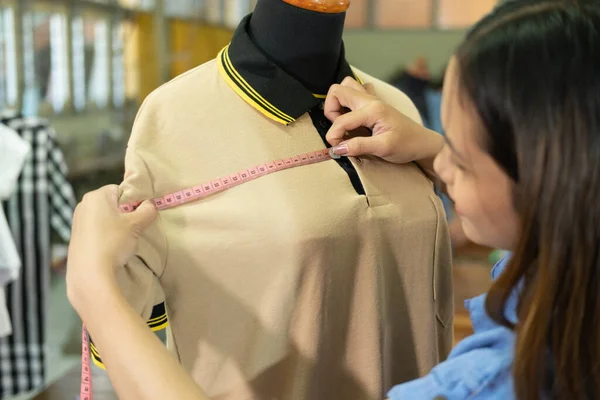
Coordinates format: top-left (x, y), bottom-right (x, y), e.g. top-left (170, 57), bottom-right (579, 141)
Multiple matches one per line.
top-left (0, 124), bottom-right (31, 200)
top-left (102, 16), bottom-right (453, 400)
top-left (388, 255), bottom-right (517, 399)
top-left (0, 111), bottom-right (76, 397)
top-left (0, 288), bottom-right (11, 340)
top-left (0, 123), bottom-right (31, 339)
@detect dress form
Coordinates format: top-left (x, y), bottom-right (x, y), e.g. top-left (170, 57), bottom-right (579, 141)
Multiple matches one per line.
top-left (281, 0), bottom-right (349, 13)
top-left (249, 0), bottom-right (349, 94)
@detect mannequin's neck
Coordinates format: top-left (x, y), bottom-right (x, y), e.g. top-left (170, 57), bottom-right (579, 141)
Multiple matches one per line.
top-left (249, 0), bottom-right (346, 94)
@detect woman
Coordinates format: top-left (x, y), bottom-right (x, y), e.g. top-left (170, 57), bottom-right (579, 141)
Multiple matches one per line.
top-left (66, 1), bottom-right (600, 398)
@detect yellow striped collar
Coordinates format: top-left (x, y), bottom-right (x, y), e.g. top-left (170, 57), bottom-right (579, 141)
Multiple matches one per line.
top-left (218, 15), bottom-right (363, 126)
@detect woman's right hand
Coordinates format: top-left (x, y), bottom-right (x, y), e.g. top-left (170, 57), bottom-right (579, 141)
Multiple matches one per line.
top-left (325, 78), bottom-right (443, 168)
top-left (66, 185), bottom-right (157, 315)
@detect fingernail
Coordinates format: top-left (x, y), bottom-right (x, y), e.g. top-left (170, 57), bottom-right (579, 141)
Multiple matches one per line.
top-left (332, 143), bottom-right (349, 156)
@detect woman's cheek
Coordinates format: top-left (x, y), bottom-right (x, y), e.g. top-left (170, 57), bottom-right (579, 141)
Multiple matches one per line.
top-left (452, 182), bottom-right (479, 219)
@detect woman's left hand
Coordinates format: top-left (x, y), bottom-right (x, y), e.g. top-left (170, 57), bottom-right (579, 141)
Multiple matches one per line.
top-left (324, 77), bottom-right (443, 168)
top-left (66, 185), bottom-right (157, 310)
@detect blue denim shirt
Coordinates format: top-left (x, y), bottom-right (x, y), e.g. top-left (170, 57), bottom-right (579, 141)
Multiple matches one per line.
top-left (388, 256), bottom-right (517, 399)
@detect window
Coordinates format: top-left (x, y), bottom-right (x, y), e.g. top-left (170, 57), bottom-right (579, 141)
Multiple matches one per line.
top-left (117, 0), bottom-right (156, 11)
top-left (86, 17), bottom-right (110, 108)
top-left (112, 20), bottom-right (139, 106)
top-left (72, 16), bottom-right (86, 110)
top-left (23, 9), bottom-right (69, 115)
top-left (204, 0), bottom-right (223, 24)
top-left (72, 15), bottom-right (110, 110)
top-left (225, 0), bottom-right (251, 29)
top-left (345, 0), bottom-right (368, 28)
top-left (165, 0), bottom-right (203, 18)
top-left (112, 21), bottom-right (125, 108)
top-left (345, 0), bottom-right (499, 30)
top-left (438, 0), bottom-right (497, 28)
top-left (0, 6), bottom-right (17, 108)
top-left (375, 0), bottom-right (433, 29)
top-left (5, 0), bottom-right (154, 115)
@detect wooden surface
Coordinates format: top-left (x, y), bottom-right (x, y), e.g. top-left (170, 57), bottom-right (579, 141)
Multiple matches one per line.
top-left (452, 258), bottom-right (493, 344)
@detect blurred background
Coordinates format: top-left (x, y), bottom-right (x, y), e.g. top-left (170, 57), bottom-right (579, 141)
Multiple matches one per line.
top-left (0, 0), bottom-right (502, 398)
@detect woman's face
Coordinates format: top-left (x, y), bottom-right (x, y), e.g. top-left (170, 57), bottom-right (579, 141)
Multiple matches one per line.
top-left (434, 58), bottom-right (520, 250)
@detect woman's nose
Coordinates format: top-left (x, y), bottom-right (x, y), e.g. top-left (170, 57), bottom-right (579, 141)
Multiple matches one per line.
top-left (433, 149), bottom-right (453, 186)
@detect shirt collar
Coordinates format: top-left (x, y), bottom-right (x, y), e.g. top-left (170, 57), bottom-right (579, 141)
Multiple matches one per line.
top-left (217, 15), bottom-right (363, 125)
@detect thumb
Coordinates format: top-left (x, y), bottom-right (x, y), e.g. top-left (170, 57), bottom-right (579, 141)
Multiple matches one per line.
top-left (127, 200), bottom-right (157, 236)
top-left (332, 135), bottom-right (390, 158)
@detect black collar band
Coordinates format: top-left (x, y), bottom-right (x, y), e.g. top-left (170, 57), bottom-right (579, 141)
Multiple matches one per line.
top-left (217, 15), bottom-right (362, 126)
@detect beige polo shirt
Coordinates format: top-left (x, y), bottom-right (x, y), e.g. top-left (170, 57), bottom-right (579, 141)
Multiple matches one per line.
top-left (95, 16), bottom-right (453, 400)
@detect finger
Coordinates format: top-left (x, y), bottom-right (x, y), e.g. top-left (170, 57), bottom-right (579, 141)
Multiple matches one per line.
top-left (363, 83), bottom-right (376, 96)
top-left (331, 135), bottom-right (391, 158)
top-left (94, 184), bottom-right (120, 210)
top-left (326, 103), bottom-right (382, 146)
top-left (126, 200), bottom-right (157, 237)
top-left (324, 84), bottom-right (374, 121)
top-left (71, 203), bottom-right (82, 231)
top-left (106, 184), bottom-right (120, 203)
top-left (341, 76), bottom-right (367, 93)
top-left (340, 77), bottom-right (376, 97)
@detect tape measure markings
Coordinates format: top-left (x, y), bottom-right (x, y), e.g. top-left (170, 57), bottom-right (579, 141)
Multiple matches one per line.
top-left (81, 147), bottom-right (336, 399)
top-left (80, 326), bottom-right (93, 400)
top-left (119, 149), bottom-right (333, 213)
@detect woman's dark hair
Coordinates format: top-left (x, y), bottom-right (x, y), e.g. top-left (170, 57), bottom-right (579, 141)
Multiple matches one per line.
top-left (456, 0), bottom-right (600, 398)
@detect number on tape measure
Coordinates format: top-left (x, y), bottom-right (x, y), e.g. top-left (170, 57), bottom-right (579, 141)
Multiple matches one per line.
top-left (116, 148), bottom-right (334, 213)
top-left (81, 325), bottom-right (93, 400)
top-left (82, 148), bottom-right (336, 397)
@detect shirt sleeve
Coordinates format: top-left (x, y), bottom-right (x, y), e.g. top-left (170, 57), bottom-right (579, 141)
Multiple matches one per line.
top-left (388, 348), bottom-right (514, 399)
top-left (46, 128), bottom-right (76, 242)
top-left (388, 309), bottom-right (515, 400)
top-left (90, 137), bottom-right (170, 370)
top-left (0, 124), bottom-right (30, 286)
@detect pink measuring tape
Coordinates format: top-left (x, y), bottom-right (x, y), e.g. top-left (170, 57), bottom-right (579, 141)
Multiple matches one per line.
top-left (79, 147), bottom-right (338, 399)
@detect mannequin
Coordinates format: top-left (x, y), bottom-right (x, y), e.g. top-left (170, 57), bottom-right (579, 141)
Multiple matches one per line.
top-left (249, 0), bottom-right (349, 94)
top-left (99, 1), bottom-right (454, 398)
top-left (250, 0), bottom-right (366, 194)
top-left (282, 0), bottom-right (349, 13)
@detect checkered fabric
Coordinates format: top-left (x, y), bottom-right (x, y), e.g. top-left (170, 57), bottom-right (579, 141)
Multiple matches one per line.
top-left (0, 111), bottom-right (75, 397)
